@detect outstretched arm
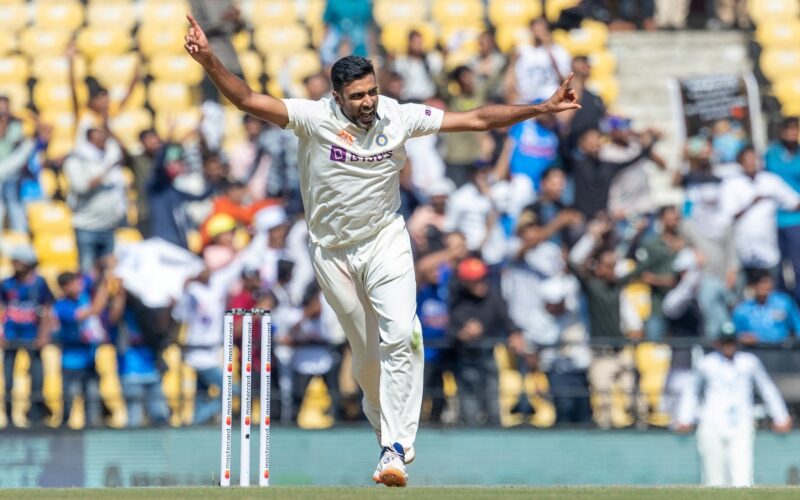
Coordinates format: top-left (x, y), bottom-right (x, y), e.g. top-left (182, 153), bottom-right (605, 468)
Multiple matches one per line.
top-left (440, 74), bottom-right (581, 133)
top-left (184, 14), bottom-right (289, 127)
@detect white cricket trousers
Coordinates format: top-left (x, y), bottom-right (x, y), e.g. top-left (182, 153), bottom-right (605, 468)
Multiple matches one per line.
top-left (697, 423), bottom-right (754, 487)
top-left (309, 216), bottom-right (424, 452)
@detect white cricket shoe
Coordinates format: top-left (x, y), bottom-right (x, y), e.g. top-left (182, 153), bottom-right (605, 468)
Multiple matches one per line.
top-left (372, 443), bottom-right (408, 487)
top-left (374, 430), bottom-right (415, 464)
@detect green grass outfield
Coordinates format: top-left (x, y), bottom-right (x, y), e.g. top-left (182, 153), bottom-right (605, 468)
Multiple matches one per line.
top-left (1, 487), bottom-right (799, 500)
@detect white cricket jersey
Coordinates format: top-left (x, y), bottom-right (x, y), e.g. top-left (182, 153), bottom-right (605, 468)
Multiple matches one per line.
top-left (677, 351), bottom-right (789, 436)
top-left (282, 96), bottom-right (444, 248)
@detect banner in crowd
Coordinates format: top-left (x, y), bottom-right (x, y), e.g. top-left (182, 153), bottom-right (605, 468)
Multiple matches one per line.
top-left (669, 73), bottom-right (765, 156)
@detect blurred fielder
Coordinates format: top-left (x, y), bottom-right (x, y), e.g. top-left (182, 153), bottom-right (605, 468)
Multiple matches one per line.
top-left (184, 14), bottom-right (580, 487)
top-left (675, 325), bottom-right (792, 487)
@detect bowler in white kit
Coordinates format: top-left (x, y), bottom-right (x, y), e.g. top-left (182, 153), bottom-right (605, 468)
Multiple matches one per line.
top-left (184, 14), bottom-right (580, 487)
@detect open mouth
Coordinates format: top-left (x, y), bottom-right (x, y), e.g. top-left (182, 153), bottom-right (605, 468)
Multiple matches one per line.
top-left (360, 110), bottom-right (374, 123)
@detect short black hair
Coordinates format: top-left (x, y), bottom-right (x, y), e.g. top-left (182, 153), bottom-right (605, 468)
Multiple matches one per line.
top-left (330, 56), bottom-right (375, 94)
top-left (57, 272), bottom-right (80, 289)
top-left (658, 205), bottom-right (677, 218)
top-left (780, 117), bottom-right (799, 130)
top-left (540, 166), bottom-right (564, 182)
top-left (0, 95), bottom-right (8, 104)
top-left (736, 143), bottom-right (755, 164)
top-left (138, 128), bottom-right (157, 143)
top-left (748, 269), bottom-right (773, 286)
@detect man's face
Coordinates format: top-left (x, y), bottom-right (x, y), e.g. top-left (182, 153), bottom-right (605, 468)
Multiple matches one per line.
top-left (720, 341), bottom-right (737, 359)
top-left (203, 156), bottom-right (228, 183)
top-left (531, 19), bottom-right (551, 44)
top-left (430, 194), bottom-right (448, 213)
top-left (305, 75), bottom-right (329, 101)
top-left (594, 251), bottom-right (617, 282)
top-left (478, 33), bottom-right (493, 56)
top-left (141, 132), bottom-right (161, 155)
top-left (244, 118), bottom-right (263, 139)
top-left (579, 130), bottom-right (602, 157)
top-left (334, 74), bottom-right (379, 130)
top-left (268, 224), bottom-right (289, 249)
top-left (63, 278), bottom-right (84, 299)
top-left (740, 149), bottom-right (758, 176)
top-left (89, 92), bottom-right (110, 115)
top-left (540, 170), bottom-right (565, 199)
top-left (88, 129), bottom-right (107, 150)
top-left (572, 58), bottom-right (591, 79)
top-left (781, 123), bottom-right (799, 144)
top-left (754, 277), bottom-right (773, 302)
top-left (464, 278), bottom-right (489, 298)
top-left (408, 33), bottom-right (424, 55)
top-left (661, 207), bottom-right (680, 232)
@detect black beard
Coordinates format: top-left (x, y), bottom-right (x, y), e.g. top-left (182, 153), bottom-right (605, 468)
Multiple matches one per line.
top-left (782, 139), bottom-right (799, 153)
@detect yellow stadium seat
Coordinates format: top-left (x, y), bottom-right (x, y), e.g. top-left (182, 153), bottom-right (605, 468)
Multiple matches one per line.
top-left (440, 25), bottom-right (483, 54)
top-left (142, 0), bottom-right (190, 27)
top-left (253, 24), bottom-right (310, 57)
top-left (86, 1), bottom-right (137, 30)
top-left (27, 201), bottom-right (73, 235)
top-left (76, 27), bottom-right (132, 59)
top-left (148, 54), bottom-right (204, 85)
top-left (774, 77), bottom-right (800, 108)
top-left (34, 0), bottom-right (84, 31)
top-left (554, 20), bottom-right (609, 56)
top-left (237, 51), bottom-right (264, 86)
top-left (109, 108), bottom-right (153, 151)
top-left (432, 0), bottom-right (485, 27)
top-left (748, 0), bottom-right (800, 25)
top-left (304, 0), bottom-right (326, 28)
top-left (588, 51), bottom-right (616, 78)
top-left (250, 0), bottom-right (297, 26)
top-left (32, 56), bottom-right (87, 84)
top-left (19, 27), bottom-right (72, 58)
top-left (760, 49), bottom-right (800, 82)
top-left (115, 227), bottom-right (143, 247)
top-left (232, 31), bottom-right (251, 53)
top-left (90, 53), bottom-right (140, 88)
top-left (109, 82), bottom-right (146, 111)
top-left (137, 25), bottom-right (186, 58)
top-left (380, 22), bottom-right (437, 55)
top-left (265, 50), bottom-right (321, 82)
top-left (40, 110), bottom-right (77, 141)
top-left (33, 233), bottom-right (79, 271)
top-left (222, 106), bottom-right (246, 147)
top-left (39, 168), bottom-right (58, 199)
top-left (0, 31), bottom-right (16, 57)
top-left (488, 0), bottom-right (543, 27)
top-left (154, 108), bottom-right (201, 141)
top-left (546, 0), bottom-right (581, 22)
top-left (756, 20), bottom-right (800, 49)
top-left (496, 24), bottom-right (531, 53)
top-left (46, 137), bottom-right (74, 160)
top-left (587, 77), bottom-right (619, 104)
top-left (147, 81), bottom-right (192, 112)
top-left (0, 56), bottom-right (28, 85)
top-left (0, 1), bottom-right (28, 33)
top-left (186, 229), bottom-right (202, 254)
top-left (373, 0), bottom-right (427, 27)
top-left (634, 342), bottom-right (671, 415)
top-left (33, 82), bottom-right (87, 113)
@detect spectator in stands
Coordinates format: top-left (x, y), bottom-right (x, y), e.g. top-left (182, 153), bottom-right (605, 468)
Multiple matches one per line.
top-left (65, 128), bottom-right (127, 271)
top-left (766, 117), bottom-right (800, 303)
top-left (519, 167), bottom-right (583, 248)
top-left (448, 257), bottom-right (523, 425)
top-left (469, 31), bottom-right (507, 101)
top-left (106, 285), bottom-right (170, 428)
top-left (561, 56), bottom-right (606, 155)
top-left (655, 0), bottom-right (689, 30)
top-left (188, 0), bottom-right (244, 101)
top-left (440, 66), bottom-right (488, 187)
top-left (263, 121), bottom-right (301, 214)
top-left (506, 18), bottom-right (571, 104)
top-left (250, 206), bottom-right (291, 288)
top-left (571, 129), bottom-right (657, 220)
top-left (392, 30), bottom-right (443, 102)
top-left (415, 232), bottom-right (467, 423)
top-left (172, 230), bottom-right (266, 424)
top-left (568, 217), bottom-right (647, 428)
top-left (128, 129), bottom-right (162, 237)
top-left (270, 258), bottom-right (297, 421)
top-left (146, 144), bottom-right (213, 249)
top-left (0, 102), bottom-right (50, 232)
top-left (732, 271), bottom-right (800, 345)
top-left (407, 178), bottom-right (455, 255)
top-left (228, 115), bottom-right (270, 201)
top-left (678, 140), bottom-right (738, 338)
top-left (604, 118), bottom-right (666, 222)
top-left (494, 99), bottom-right (560, 192)
top-left (201, 212), bottom-right (239, 271)
top-left (54, 271), bottom-right (109, 428)
top-left (629, 206), bottom-right (683, 340)
top-left (709, 0), bottom-right (750, 30)
top-left (444, 164), bottom-right (500, 259)
top-left (720, 145), bottom-right (800, 283)
top-left (0, 245), bottom-right (53, 427)
top-left (321, 0), bottom-right (374, 65)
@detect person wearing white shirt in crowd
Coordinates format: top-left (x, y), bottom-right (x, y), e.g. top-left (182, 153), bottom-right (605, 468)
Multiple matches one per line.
top-left (185, 13), bottom-right (580, 486)
top-left (392, 31), bottom-right (443, 102)
top-left (445, 164), bottom-right (500, 258)
top-left (675, 324), bottom-right (792, 487)
top-left (507, 18), bottom-right (572, 103)
top-left (720, 145), bottom-right (800, 281)
top-left (172, 230), bottom-right (266, 424)
top-left (249, 206), bottom-right (291, 288)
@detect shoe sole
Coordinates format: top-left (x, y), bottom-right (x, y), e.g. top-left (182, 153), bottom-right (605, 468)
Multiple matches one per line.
top-left (378, 468), bottom-right (407, 488)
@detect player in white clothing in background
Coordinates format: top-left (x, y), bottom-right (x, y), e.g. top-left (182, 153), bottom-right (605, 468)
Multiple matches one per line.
top-left (674, 324), bottom-right (792, 487)
top-left (184, 14), bottom-right (580, 487)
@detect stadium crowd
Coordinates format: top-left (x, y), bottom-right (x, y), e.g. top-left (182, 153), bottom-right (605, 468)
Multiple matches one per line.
top-left (0, 0), bottom-right (798, 431)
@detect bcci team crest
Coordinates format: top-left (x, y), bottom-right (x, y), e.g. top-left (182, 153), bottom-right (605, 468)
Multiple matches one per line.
top-left (376, 133), bottom-right (388, 147)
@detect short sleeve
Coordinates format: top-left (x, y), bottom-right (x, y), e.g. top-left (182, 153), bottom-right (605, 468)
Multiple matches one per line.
top-left (282, 98), bottom-right (326, 137)
top-left (399, 103), bottom-right (444, 138)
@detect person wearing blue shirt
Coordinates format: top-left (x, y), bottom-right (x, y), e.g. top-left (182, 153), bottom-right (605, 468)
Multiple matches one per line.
top-left (495, 102), bottom-right (560, 192)
top-left (0, 244), bottom-right (54, 426)
top-left (732, 271), bottom-right (800, 345)
top-left (54, 271), bottom-right (108, 427)
top-left (416, 264), bottom-right (451, 423)
top-left (766, 117), bottom-right (800, 302)
top-left (105, 287), bottom-right (170, 428)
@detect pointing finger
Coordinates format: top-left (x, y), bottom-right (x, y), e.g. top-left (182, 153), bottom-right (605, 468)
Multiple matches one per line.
top-left (187, 13), bottom-right (201, 29)
top-left (561, 72), bottom-right (574, 89)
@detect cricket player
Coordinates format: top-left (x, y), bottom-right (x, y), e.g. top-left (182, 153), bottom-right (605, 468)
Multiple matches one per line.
top-left (675, 325), bottom-right (792, 487)
top-left (184, 14), bottom-right (580, 487)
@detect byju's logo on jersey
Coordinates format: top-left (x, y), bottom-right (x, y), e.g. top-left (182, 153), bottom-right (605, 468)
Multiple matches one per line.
top-left (329, 145), bottom-right (394, 163)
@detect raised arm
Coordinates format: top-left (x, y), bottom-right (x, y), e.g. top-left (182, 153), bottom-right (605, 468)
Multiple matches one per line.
top-left (184, 14), bottom-right (289, 127)
top-left (440, 73), bottom-right (580, 133)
